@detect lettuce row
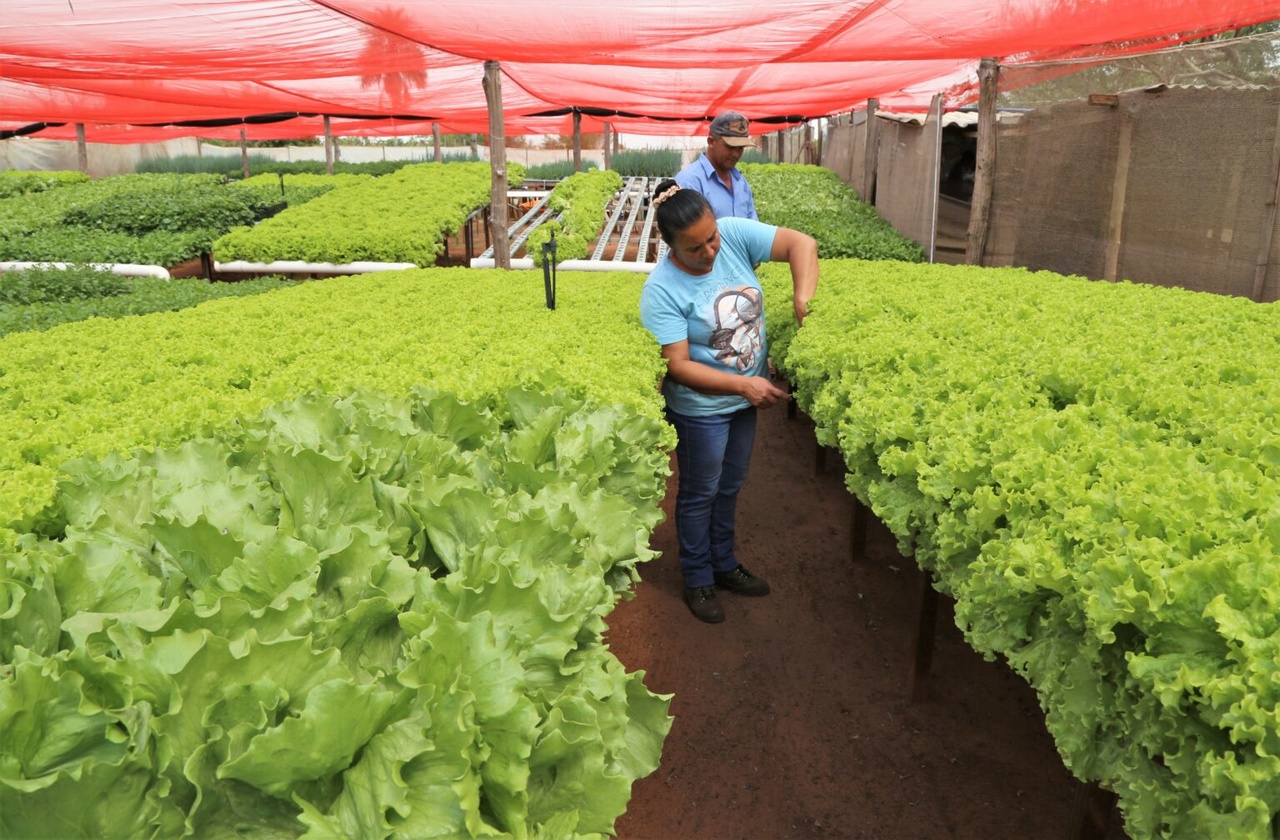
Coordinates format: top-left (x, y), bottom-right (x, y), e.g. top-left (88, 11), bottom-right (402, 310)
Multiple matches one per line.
top-left (225, 172), bottom-right (375, 212)
top-left (213, 162), bottom-right (525, 267)
top-left (0, 384), bottom-right (672, 838)
top-left (0, 267), bottom-right (671, 535)
top-left (525, 170), bottom-right (624, 267)
top-left (0, 169), bottom-right (90, 199)
top-left (763, 260), bottom-right (1280, 839)
top-left (0, 273), bottom-right (291, 339)
top-left (0, 173), bottom-right (276, 266)
top-left (741, 164), bottom-right (925, 262)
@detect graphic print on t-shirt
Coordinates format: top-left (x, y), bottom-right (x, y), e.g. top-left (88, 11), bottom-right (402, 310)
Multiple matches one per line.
top-left (708, 286), bottom-right (763, 371)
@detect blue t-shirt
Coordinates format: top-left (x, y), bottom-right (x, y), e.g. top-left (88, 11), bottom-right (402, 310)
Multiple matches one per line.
top-left (674, 154), bottom-right (759, 221)
top-left (640, 217), bottom-right (778, 416)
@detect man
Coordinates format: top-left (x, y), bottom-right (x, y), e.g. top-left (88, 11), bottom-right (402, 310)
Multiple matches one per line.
top-left (674, 111), bottom-right (759, 221)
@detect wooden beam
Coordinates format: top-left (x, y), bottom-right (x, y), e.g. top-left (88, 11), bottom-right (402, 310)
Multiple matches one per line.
top-left (850, 496), bottom-right (869, 563)
top-left (908, 568), bottom-right (940, 702)
top-left (863, 99), bottom-right (879, 205)
top-left (965, 58), bottom-right (999, 265)
top-left (1252, 104), bottom-right (1280, 301)
top-left (482, 60), bottom-right (510, 269)
top-left (1066, 781), bottom-right (1118, 840)
top-left (432, 122), bottom-right (443, 163)
top-left (927, 92), bottom-right (944, 264)
top-left (573, 110), bottom-right (583, 173)
top-left (1104, 106), bottom-right (1135, 282)
top-left (323, 116), bottom-right (333, 175)
top-left (75, 123), bottom-right (88, 174)
top-left (848, 110), bottom-right (859, 186)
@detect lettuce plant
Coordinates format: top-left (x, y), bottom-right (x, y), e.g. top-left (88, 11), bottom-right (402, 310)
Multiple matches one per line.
top-left (0, 385), bottom-right (672, 838)
top-left (763, 259), bottom-right (1280, 839)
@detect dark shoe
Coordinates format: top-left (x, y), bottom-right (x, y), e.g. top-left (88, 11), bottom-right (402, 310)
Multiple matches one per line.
top-left (684, 585), bottom-right (725, 623)
top-left (714, 565), bottom-right (770, 597)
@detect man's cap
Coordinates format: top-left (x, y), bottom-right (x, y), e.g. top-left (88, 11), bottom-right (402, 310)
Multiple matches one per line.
top-left (709, 111), bottom-right (756, 147)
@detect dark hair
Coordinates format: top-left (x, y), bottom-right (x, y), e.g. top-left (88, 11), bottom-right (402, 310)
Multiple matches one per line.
top-left (652, 178), bottom-right (712, 246)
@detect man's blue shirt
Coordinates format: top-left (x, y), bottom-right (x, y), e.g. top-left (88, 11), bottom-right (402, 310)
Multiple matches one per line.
top-left (674, 153), bottom-right (759, 221)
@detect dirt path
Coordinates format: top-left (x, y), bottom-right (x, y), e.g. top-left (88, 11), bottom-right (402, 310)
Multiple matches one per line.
top-left (606, 396), bottom-right (1128, 840)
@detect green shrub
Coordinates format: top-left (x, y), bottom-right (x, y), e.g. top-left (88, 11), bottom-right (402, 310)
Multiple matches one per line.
top-left (611, 149), bottom-right (681, 178)
top-left (135, 154), bottom-right (278, 176)
top-left (523, 160), bottom-right (598, 181)
top-left (62, 185), bottom-right (258, 236)
top-left (0, 274), bottom-right (289, 338)
top-left (0, 170), bottom-right (90, 199)
top-left (0, 264), bottom-right (130, 304)
top-left (0, 173), bottom-right (288, 267)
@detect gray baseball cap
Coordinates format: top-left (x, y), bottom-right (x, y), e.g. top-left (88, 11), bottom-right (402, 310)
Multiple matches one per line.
top-left (709, 111), bottom-right (756, 147)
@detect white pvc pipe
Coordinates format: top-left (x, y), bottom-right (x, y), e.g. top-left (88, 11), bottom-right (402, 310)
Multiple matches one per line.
top-left (0, 261), bottom-right (170, 280)
top-left (214, 260), bottom-right (417, 274)
top-left (469, 257), bottom-right (536, 270)
top-left (467, 257), bottom-right (657, 273)
top-left (556, 259), bottom-right (657, 274)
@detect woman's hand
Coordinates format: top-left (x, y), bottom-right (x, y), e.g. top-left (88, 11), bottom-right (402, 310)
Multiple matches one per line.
top-left (740, 375), bottom-right (791, 408)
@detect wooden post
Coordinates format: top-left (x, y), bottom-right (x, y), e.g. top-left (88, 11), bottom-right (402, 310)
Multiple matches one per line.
top-left (323, 116), bottom-right (334, 175)
top-left (603, 123), bottom-right (613, 170)
top-left (847, 111), bottom-right (859, 186)
top-left (965, 58), bottom-right (999, 265)
top-left (908, 568), bottom-right (939, 702)
top-left (850, 496), bottom-right (869, 562)
top-left (927, 92), bottom-right (944, 264)
top-left (573, 110), bottom-right (583, 173)
top-left (239, 128), bottom-right (249, 179)
top-left (1251, 105), bottom-right (1280, 301)
top-left (1066, 782), bottom-right (1118, 840)
top-left (482, 60), bottom-right (510, 269)
top-left (1103, 105), bottom-right (1135, 282)
top-left (863, 99), bottom-right (879, 206)
top-left (470, 133), bottom-right (479, 158)
top-left (432, 122), bottom-right (443, 163)
top-left (75, 123), bottom-right (88, 174)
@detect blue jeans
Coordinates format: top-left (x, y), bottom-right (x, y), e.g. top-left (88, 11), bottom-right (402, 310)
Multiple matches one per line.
top-left (666, 406), bottom-right (758, 588)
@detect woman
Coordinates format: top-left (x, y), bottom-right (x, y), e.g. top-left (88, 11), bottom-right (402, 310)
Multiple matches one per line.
top-left (640, 179), bottom-right (819, 623)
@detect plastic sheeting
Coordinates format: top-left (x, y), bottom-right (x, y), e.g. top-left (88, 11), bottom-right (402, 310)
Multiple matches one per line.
top-left (2, 0), bottom-right (1278, 142)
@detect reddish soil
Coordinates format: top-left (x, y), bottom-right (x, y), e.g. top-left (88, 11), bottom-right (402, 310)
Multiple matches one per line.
top-left (605, 394), bottom-right (1130, 840)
